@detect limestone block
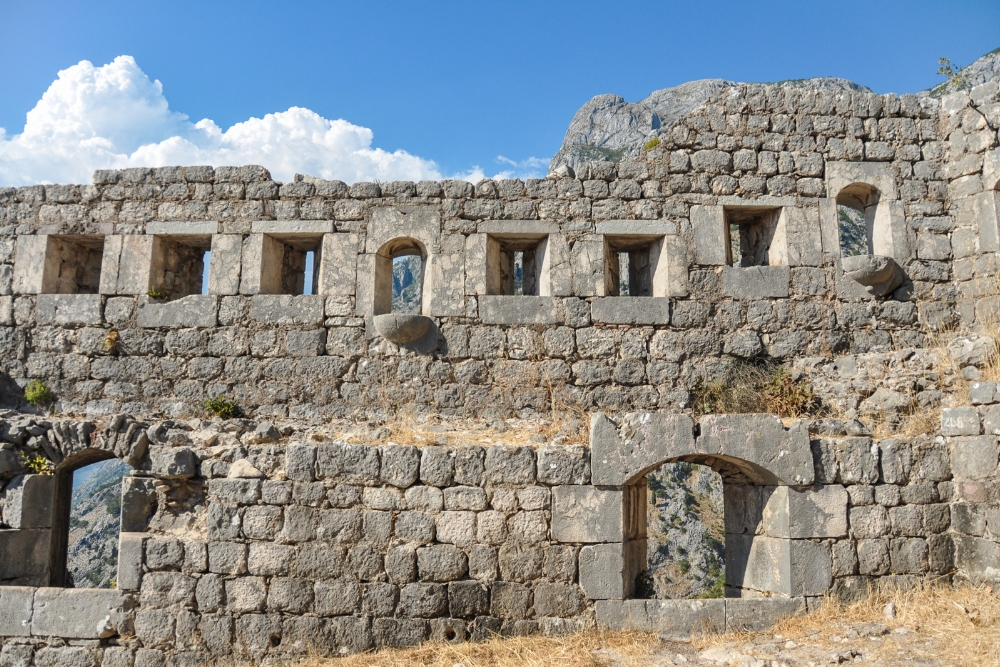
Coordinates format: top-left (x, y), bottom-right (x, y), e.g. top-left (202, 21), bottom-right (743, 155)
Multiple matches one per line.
top-left (551, 485), bottom-right (623, 543)
top-left (541, 233), bottom-right (573, 296)
top-left (36, 294), bottom-right (102, 325)
top-left (317, 233), bottom-right (359, 296)
top-left (973, 190), bottom-right (1000, 252)
top-left (250, 295), bottom-right (325, 325)
top-left (120, 477), bottom-right (156, 532)
top-left (99, 236), bottom-right (122, 294)
top-left (950, 436), bottom-right (999, 479)
top-left (147, 221), bottom-right (219, 235)
top-left (464, 234), bottom-right (488, 295)
top-left (664, 235), bottom-right (690, 297)
top-left (691, 205), bottom-right (727, 265)
top-left (722, 265), bottom-right (790, 299)
top-left (0, 528), bottom-right (50, 580)
top-left (240, 234), bottom-right (284, 295)
top-left (727, 535), bottom-right (831, 597)
top-left (32, 588), bottom-right (133, 638)
top-left (598, 599), bottom-right (726, 637)
top-left (970, 382), bottom-right (998, 405)
top-left (149, 446), bottom-right (198, 478)
top-left (478, 296), bottom-right (560, 325)
top-left (117, 534), bottom-right (146, 591)
top-left (762, 485), bottom-right (849, 539)
top-left (872, 201), bottom-right (910, 261)
top-left (366, 205), bottom-right (441, 255)
top-left (1, 474), bottom-right (54, 528)
top-left (208, 234), bottom-right (242, 295)
top-left (590, 412), bottom-right (696, 486)
top-left (485, 446), bottom-right (535, 484)
top-left (536, 445), bottom-right (590, 485)
top-left (12, 236), bottom-right (53, 294)
top-left (425, 251), bottom-right (465, 316)
top-left (817, 198), bottom-right (841, 260)
top-left (570, 235), bottom-right (605, 297)
top-left (579, 542), bottom-right (644, 600)
top-left (448, 581), bottom-right (488, 619)
top-left (137, 295), bottom-right (218, 328)
top-left (116, 235), bottom-right (156, 294)
top-left (943, 407), bottom-right (982, 436)
top-left (251, 220), bottom-right (332, 234)
top-left (726, 597), bottom-right (805, 633)
top-left (591, 297), bottom-right (671, 325)
top-left (697, 413), bottom-right (814, 486)
top-left (768, 206), bottom-right (822, 267)
top-left (954, 533), bottom-right (1000, 578)
top-left (825, 161), bottom-right (898, 200)
top-left (0, 587), bottom-right (33, 636)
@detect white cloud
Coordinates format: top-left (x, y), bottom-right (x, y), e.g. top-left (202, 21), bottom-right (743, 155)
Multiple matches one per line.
top-left (0, 56), bottom-right (446, 186)
top-left (0, 56), bottom-right (550, 187)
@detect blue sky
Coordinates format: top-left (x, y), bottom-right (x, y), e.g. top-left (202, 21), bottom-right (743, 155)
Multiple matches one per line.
top-left (1, 0), bottom-right (998, 185)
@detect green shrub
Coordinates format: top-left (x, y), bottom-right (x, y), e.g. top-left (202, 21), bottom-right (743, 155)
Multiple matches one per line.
top-left (643, 136), bottom-right (660, 151)
top-left (147, 287), bottom-right (169, 300)
top-left (204, 394), bottom-right (241, 419)
top-left (21, 451), bottom-right (52, 475)
top-left (24, 380), bottom-right (53, 408)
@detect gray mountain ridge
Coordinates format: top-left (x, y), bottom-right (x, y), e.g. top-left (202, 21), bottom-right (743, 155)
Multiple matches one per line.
top-left (550, 48), bottom-right (1000, 171)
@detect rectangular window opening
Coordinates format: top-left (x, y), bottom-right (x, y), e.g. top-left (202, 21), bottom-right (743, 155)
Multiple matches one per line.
top-left (604, 235), bottom-right (663, 297)
top-left (486, 235), bottom-right (547, 296)
top-left (723, 207), bottom-right (781, 267)
top-left (261, 235), bottom-right (323, 295)
top-left (43, 235), bottom-right (105, 294)
top-left (150, 236), bottom-right (211, 299)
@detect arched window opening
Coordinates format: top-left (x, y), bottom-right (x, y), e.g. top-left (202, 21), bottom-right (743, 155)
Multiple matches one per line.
top-left (66, 459), bottom-right (132, 588)
top-left (375, 237), bottom-right (426, 315)
top-left (392, 254), bottom-right (424, 313)
top-left (637, 461), bottom-right (725, 599)
top-left (836, 183), bottom-right (880, 257)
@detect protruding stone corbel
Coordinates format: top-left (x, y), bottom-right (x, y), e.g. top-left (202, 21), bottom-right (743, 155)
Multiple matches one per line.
top-left (373, 313), bottom-right (433, 344)
top-left (841, 254), bottom-right (904, 298)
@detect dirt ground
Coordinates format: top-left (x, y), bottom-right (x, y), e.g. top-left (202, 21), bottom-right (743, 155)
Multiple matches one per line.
top-left (308, 583), bottom-right (1000, 667)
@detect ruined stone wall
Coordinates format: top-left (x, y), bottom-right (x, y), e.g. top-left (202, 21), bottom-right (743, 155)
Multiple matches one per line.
top-left (0, 407), bottom-right (994, 664)
top-left (2, 78), bottom-right (1000, 662)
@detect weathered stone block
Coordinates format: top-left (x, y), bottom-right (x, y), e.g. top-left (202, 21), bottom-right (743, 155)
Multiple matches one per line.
top-left (942, 407), bottom-right (981, 436)
top-left (722, 265), bottom-right (791, 298)
top-left (0, 587), bottom-right (33, 636)
top-left (536, 445), bottom-right (590, 485)
top-left (484, 446), bottom-right (535, 484)
top-left (1, 474), bottom-right (54, 528)
top-left (697, 413), bottom-right (814, 485)
top-left (250, 295), bottom-right (324, 325)
top-left (950, 436), bottom-right (999, 479)
top-left (478, 296), bottom-right (560, 325)
top-left (762, 485), bottom-right (849, 539)
top-left (137, 295), bottom-right (218, 328)
top-left (590, 412), bottom-right (695, 486)
top-left (36, 294), bottom-right (102, 325)
top-left (726, 597), bottom-right (805, 633)
top-left (551, 485), bottom-right (623, 543)
top-left (591, 297), bottom-right (671, 325)
top-left (32, 588), bottom-right (133, 638)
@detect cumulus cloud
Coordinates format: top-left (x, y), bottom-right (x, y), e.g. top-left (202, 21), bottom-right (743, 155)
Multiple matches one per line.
top-left (0, 56), bottom-right (528, 186)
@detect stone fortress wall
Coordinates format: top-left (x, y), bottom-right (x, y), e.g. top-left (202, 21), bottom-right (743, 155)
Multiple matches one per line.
top-left (1, 76), bottom-right (1000, 663)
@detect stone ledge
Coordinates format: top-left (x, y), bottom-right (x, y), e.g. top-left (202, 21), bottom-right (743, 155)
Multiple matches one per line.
top-left (136, 295), bottom-right (218, 328)
top-left (36, 294), bottom-right (102, 326)
top-left (722, 265), bottom-right (790, 299)
top-left (596, 597), bottom-right (805, 637)
top-left (251, 220), bottom-right (334, 235)
top-left (147, 221), bottom-right (219, 236)
top-left (591, 297), bottom-right (671, 325)
top-left (478, 296), bottom-right (561, 325)
top-left (32, 588), bottom-right (134, 638)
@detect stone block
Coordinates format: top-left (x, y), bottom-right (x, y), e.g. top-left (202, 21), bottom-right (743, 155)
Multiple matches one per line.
top-left (722, 265), bottom-right (791, 298)
top-left (532, 582), bottom-right (586, 617)
top-left (147, 221), bottom-right (219, 235)
top-left (425, 250), bottom-right (466, 317)
top-left (762, 485), bottom-right (849, 539)
top-left (379, 445), bottom-right (420, 488)
top-left (149, 446), bottom-right (197, 478)
top-left (697, 413), bottom-right (814, 486)
top-left (591, 297), bottom-right (671, 325)
top-left (0, 528), bottom-right (50, 580)
top-left (448, 581), bottom-right (489, 619)
top-left (536, 445), bottom-right (590, 485)
top-left (317, 233), bottom-right (359, 296)
top-left (115, 235), bottom-right (156, 295)
top-left (690, 205), bottom-right (727, 265)
top-left (315, 579), bottom-right (360, 616)
top-left (726, 597), bottom-right (805, 633)
top-left (316, 443), bottom-right (380, 484)
top-left (397, 583), bottom-right (448, 618)
top-left (417, 545), bottom-right (468, 582)
top-left (117, 534), bottom-right (145, 591)
top-left (590, 412), bottom-right (695, 486)
top-left (950, 436), bottom-right (999, 479)
top-left (1, 474), bottom-right (54, 528)
top-left (120, 477), bottom-right (156, 532)
top-left (36, 294), bottom-right (102, 326)
top-left (137, 295), bottom-right (218, 328)
top-left (250, 295), bottom-right (325, 325)
top-left (32, 588), bottom-right (133, 638)
top-left (12, 235), bottom-right (53, 294)
top-left (942, 407), bottom-right (981, 436)
top-left (372, 618), bottom-right (428, 649)
top-left (478, 296), bottom-right (560, 324)
top-left (551, 485), bottom-right (623, 543)
top-left (0, 587), bottom-right (33, 636)
top-left (284, 444), bottom-right (316, 482)
top-left (970, 382), bottom-right (998, 405)
top-left (484, 446), bottom-right (535, 484)
top-left (579, 542), bottom-right (639, 600)
top-left (208, 234), bottom-right (242, 295)
top-left (727, 535), bottom-right (831, 597)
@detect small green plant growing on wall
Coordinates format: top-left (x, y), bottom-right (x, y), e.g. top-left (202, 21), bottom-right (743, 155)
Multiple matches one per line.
top-left (204, 394), bottom-right (241, 419)
top-left (147, 287), bottom-right (169, 300)
top-left (643, 136), bottom-right (660, 151)
top-left (938, 57), bottom-right (966, 90)
top-left (102, 329), bottom-right (120, 353)
top-left (21, 451), bottom-right (53, 475)
top-left (24, 380), bottom-right (54, 408)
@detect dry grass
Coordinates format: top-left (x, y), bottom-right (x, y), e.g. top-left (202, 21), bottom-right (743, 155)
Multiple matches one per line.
top-left (307, 630), bottom-right (656, 667)
top-left (698, 581), bottom-right (1000, 667)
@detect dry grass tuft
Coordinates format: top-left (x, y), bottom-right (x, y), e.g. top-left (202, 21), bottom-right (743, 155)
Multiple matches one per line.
top-left (691, 360), bottom-right (820, 419)
top-left (698, 581), bottom-right (1000, 667)
top-left (307, 630), bottom-right (656, 667)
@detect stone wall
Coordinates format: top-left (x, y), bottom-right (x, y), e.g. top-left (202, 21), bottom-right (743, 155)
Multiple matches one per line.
top-left (1, 406), bottom-right (995, 663)
top-left (2, 75), bottom-right (1000, 661)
